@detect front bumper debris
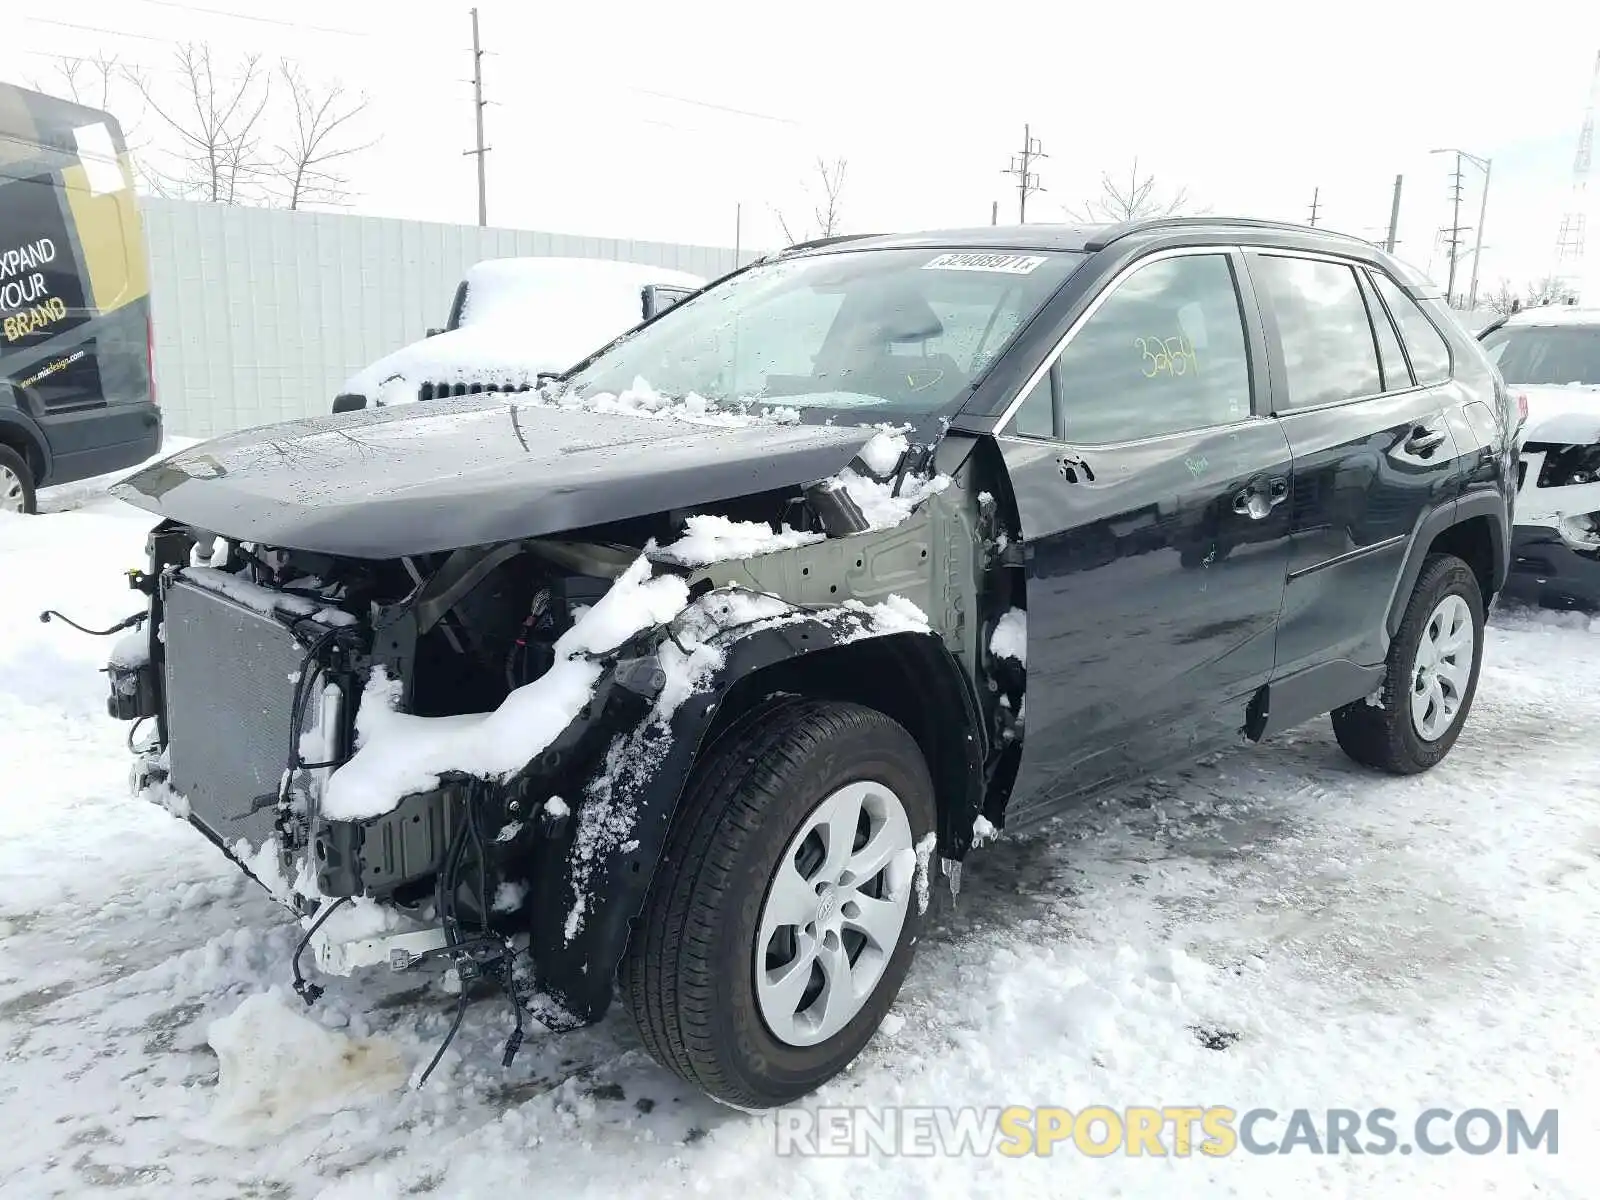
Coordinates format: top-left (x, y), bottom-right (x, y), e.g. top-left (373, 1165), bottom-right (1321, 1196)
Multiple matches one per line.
top-left (1505, 524), bottom-right (1600, 610)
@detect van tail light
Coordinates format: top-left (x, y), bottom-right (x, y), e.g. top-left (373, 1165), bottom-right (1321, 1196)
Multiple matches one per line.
top-left (1515, 392), bottom-right (1528, 429)
top-left (146, 311), bottom-right (158, 408)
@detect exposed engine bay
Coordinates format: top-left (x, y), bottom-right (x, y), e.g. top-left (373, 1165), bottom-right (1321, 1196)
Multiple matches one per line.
top-left (98, 432), bottom-right (1029, 1079)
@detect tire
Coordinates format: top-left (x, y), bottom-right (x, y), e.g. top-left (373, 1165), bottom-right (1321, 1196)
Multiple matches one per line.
top-left (622, 698), bottom-right (934, 1108)
top-left (0, 444), bottom-right (36, 515)
top-left (1332, 552), bottom-right (1484, 774)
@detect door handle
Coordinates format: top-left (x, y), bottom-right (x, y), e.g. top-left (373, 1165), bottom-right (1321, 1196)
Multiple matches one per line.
top-left (1404, 425), bottom-right (1447, 455)
top-left (1233, 476), bottom-right (1288, 520)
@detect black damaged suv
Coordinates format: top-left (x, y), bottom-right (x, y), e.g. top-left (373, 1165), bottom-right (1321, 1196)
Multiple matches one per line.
top-left (102, 218), bottom-right (1515, 1106)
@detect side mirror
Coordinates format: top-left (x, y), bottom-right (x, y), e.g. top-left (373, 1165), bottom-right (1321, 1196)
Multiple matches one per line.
top-left (641, 284), bottom-right (693, 320)
top-left (331, 393), bottom-right (368, 413)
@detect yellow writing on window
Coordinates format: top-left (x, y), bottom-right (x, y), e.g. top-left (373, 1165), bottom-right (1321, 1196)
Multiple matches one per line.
top-left (1135, 334), bottom-right (1199, 378)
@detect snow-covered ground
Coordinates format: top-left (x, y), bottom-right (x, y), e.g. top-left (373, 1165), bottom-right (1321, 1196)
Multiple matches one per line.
top-left (3, 488), bottom-right (1599, 1198)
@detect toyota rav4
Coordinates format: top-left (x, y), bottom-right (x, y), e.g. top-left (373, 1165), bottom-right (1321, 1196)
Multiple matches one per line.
top-left (97, 217), bottom-right (1516, 1108)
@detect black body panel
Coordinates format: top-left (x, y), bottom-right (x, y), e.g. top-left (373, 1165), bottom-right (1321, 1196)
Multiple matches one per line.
top-left (997, 418), bottom-right (1294, 826)
top-left (110, 394), bottom-right (876, 557)
top-left (1271, 390), bottom-right (1463, 673)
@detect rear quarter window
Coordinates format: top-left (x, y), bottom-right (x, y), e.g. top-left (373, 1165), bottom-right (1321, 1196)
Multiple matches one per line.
top-left (1372, 273), bottom-right (1451, 385)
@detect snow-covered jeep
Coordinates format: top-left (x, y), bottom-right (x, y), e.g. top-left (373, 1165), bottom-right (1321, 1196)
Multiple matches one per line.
top-left (102, 218), bottom-right (1515, 1107)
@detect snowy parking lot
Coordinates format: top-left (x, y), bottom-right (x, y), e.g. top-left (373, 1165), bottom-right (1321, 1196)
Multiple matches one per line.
top-left (3, 487), bottom-right (1598, 1199)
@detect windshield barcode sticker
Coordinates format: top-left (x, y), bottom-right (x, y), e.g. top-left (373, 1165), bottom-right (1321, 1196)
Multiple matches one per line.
top-left (923, 252), bottom-right (1047, 274)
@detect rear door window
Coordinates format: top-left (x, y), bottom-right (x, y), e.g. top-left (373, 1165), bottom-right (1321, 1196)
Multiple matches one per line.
top-left (1371, 274), bottom-right (1452, 385)
top-left (1250, 255), bottom-right (1382, 409)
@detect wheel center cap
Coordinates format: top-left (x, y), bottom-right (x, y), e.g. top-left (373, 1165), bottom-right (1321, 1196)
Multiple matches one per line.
top-left (815, 887), bottom-right (839, 926)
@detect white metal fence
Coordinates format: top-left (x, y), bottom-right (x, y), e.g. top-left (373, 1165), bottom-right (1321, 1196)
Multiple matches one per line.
top-left (140, 199), bottom-right (752, 437)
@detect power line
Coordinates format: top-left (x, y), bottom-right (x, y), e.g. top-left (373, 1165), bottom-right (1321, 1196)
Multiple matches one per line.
top-left (121, 0), bottom-right (366, 37)
top-left (25, 17), bottom-right (170, 44)
top-left (624, 86), bottom-right (800, 127)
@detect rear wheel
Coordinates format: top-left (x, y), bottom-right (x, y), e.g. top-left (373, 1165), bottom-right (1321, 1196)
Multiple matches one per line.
top-left (0, 445), bottom-right (35, 514)
top-left (1332, 553), bottom-right (1484, 773)
top-left (623, 699), bottom-right (933, 1108)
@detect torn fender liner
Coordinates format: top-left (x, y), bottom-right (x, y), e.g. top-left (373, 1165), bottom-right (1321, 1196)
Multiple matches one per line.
top-left (525, 618), bottom-right (986, 1023)
top-left (110, 394), bottom-right (877, 558)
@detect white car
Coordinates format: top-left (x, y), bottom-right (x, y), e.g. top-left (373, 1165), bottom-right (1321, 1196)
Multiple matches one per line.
top-left (333, 257), bottom-right (706, 411)
top-left (1479, 304), bottom-right (1600, 608)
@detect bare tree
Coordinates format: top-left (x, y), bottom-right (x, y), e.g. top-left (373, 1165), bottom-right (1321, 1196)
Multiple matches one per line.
top-left (272, 61), bottom-right (372, 209)
top-left (42, 53), bottom-right (126, 113)
top-left (1069, 157), bottom-right (1200, 223)
top-left (774, 156), bottom-right (849, 245)
top-left (1525, 275), bottom-right (1571, 307)
top-left (811, 156), bottom-right (847, 238)
top-left (1481, 279), bottom-right (1521, 317)
top-left (129, 43), bottom-right (273, 204)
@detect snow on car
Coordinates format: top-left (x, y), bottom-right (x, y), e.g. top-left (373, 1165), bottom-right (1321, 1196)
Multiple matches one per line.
top-left (333, 257), bottom-right (706, 410)
top-left (1480, 305), bottom-right (1600, 608)
top-left (83, 217), bottom-right (1518, 1118)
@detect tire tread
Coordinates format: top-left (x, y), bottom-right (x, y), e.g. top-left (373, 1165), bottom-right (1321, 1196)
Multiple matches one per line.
top-left (622, 698), bottom-right (921, 1106)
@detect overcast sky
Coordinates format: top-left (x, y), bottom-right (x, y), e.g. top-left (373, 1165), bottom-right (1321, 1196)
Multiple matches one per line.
top-left (5, 0), bottom-right (1600, 299)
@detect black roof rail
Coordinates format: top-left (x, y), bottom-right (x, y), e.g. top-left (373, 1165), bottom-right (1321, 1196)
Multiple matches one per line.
top-left (778, 232), bottom-right (882, 255)
top-left (1082, 216), bottom-right (1371, 252)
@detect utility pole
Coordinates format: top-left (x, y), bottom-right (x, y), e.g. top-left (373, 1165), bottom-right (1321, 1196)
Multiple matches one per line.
top-left (1432, 147), bottom-right (1491, 308)
top-left (1433, 149), bottom-right (1467, 306)
top-left (734, 202), bottom-right (742, 264)
top-left (991, 199), bottom-right (998, 226)
top-left (1003, 124), bottom-right (1045, 222)
top-left (465, 7), bottom-right (489, 227)
top-left (1385, 174), bottom-right (1403, 253)
top-left (1308, 187), bottom-right (1320, 227)
top-left (1468, 157), bottom-right (1492, 310)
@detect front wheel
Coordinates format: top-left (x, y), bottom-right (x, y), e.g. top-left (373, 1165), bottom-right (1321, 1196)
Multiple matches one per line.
top-left (1332, 552), bottom-right (1484, 773)
top-left (622, 699), bottom-right (934, 1108)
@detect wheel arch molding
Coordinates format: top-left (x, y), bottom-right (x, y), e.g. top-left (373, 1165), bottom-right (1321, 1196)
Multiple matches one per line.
top-left (0, 405), bottom-right (52, 484)
top-left (1385, 493), bottom-right (1509, 639)
top-left (529, 618), bottom-right (987, 1025)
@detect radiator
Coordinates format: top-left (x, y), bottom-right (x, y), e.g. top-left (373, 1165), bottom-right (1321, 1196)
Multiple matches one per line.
top-left (161, 577), bottom-right (320, 856)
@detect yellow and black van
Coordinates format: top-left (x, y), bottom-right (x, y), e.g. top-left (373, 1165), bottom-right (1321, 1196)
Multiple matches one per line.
top-left (0, 82), bottom-right (158, 513)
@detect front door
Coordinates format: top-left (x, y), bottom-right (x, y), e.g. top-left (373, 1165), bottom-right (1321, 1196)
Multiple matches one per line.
top-left (996, 248), bottom-right (1295, 829)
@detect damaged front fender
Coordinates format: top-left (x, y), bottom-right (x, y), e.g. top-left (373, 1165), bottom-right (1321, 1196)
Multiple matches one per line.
top-left (525, 611), bottom-right (984, 1025)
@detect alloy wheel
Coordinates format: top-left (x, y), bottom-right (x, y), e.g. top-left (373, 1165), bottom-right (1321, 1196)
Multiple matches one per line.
top-left (755, 780), bottom-right (916, 1047)
top-left (1410, 593), bottom-right (1474, 741)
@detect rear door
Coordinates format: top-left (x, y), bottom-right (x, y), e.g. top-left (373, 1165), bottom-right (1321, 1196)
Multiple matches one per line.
top-left (1246, 251), bottom-right (1461, 698)
top-left (996, 247), bottom-right (1296, 826)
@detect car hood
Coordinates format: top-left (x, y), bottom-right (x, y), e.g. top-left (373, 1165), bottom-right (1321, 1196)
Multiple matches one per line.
top-left (1520, 384), bottom-right (1600, 445)
top-left (110, 394), bottom-right (879, 558)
